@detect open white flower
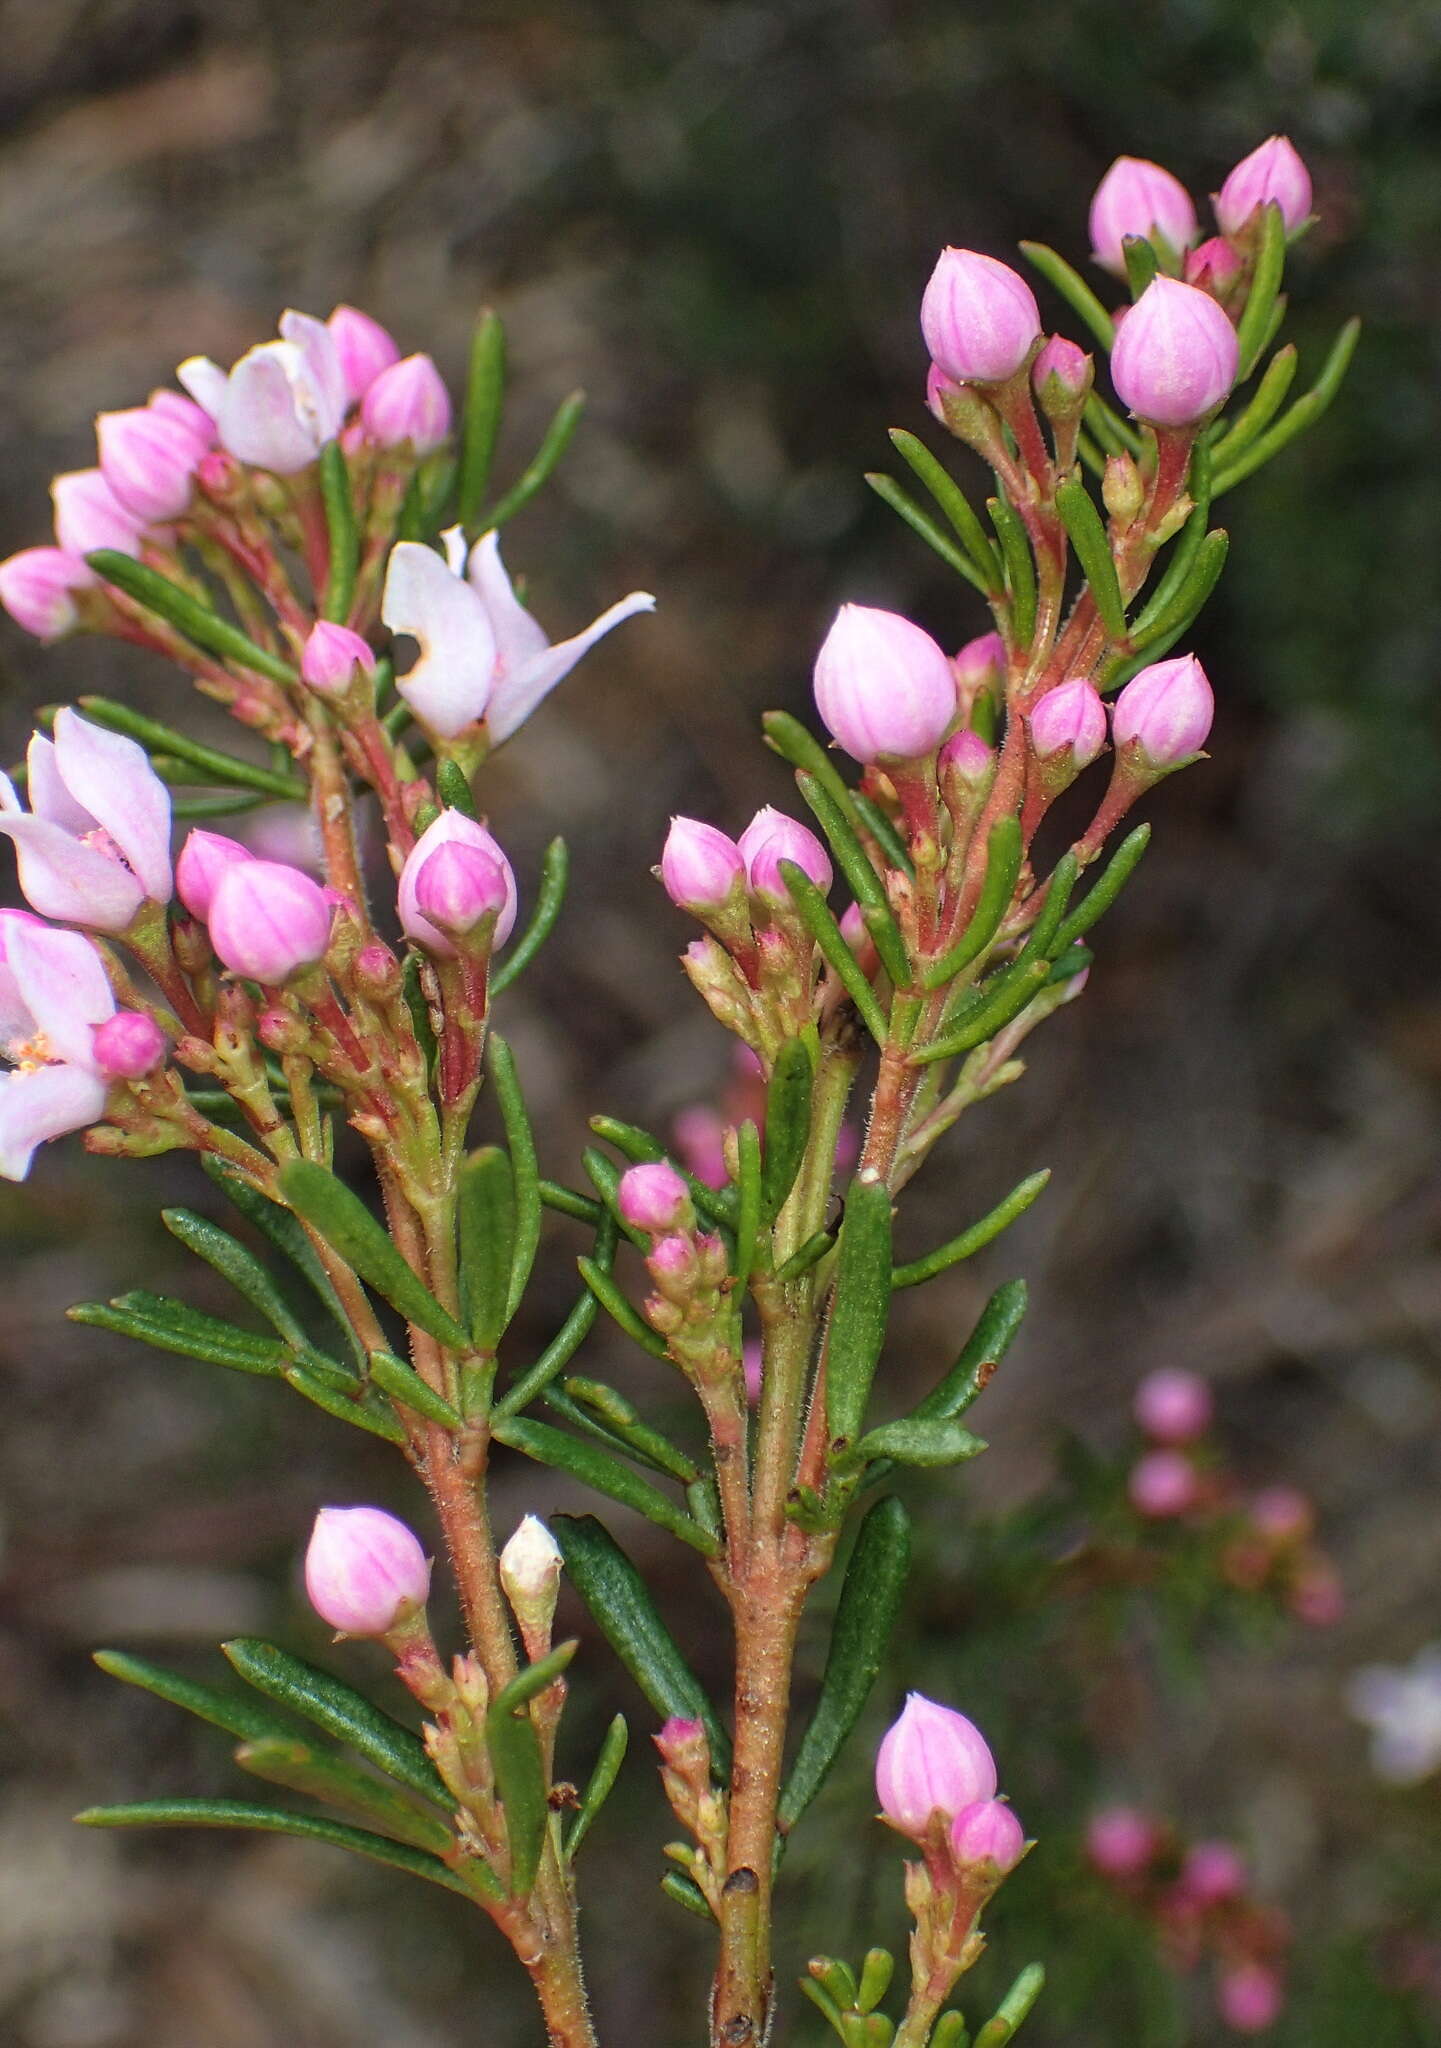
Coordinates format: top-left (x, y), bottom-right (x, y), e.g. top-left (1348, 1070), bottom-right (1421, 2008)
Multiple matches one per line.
top-left (179, 311), bottom-right (347, 475)
top-left (0, 709), bottom-right (172, 932)
top-left (1348, 1644), bottom-right (1441, 1785)
top-left (0, 914), bottom-right (115, 1180)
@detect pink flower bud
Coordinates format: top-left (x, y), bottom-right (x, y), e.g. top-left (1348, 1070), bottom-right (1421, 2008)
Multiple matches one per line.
top-left (412, 839), bottom-right (512, 940)
top-left (954, 631), bottom-right (1006, 701)
top-left (1217, 1962), bottom-right (1285, 2034)
top-left (939, 727), bottom-right (995, 786)
top-left (304, 1504), bottom-right (431, 1637)
top-left (1032, 335), bottom-right (1093, 408)
top-left (656, 1714), bottom-right (706, 1760)
top-left (327, 304), bottom-right (401, 403)
top-left (95, 406), bottom-right (203, 523)
top-left (51, 469), bottom-right (143, 559)
top-left (661, 816), bottom-right (746, 912)
top-left (950, 1798), bottom-right (1025, 1874)
top-left (208, 859), bottom-right (333, 982)
top-left (1248, 1486), bottom-right (1314, 1545)
top-left (176, 828), bottom-right (254, 920)
top-left (1133, 1367), bottom-right (1213, 1445)
top-left (148, 389), bottom-right (216, 443)
top-left (920, 250), bottom-right (1042, 386)
top-left (1088, 156), bottom-right (1199, 275)
top-left (90, 1009), bottom-right (167, 1079)
top-left (301, 620), bottom-right (377, 694)
top-left (1110, 277), bottom-right (1238, 428)
top-left (875, 1692), bottom-right (998, 1839)
top-left (814, 604), bottom-right (958, 764)
top-left (1215, 136), bottom-right (1312, 238)
top-left (738, 806), bottom-right (832, 902)
top-left (397, 812), bottom-right (518, 957)
top-left (360, 354), bottom-right (452, 451)
top-left (1029, 677), bottom-right (1106, 767)
top-left (0, 548), bottom-right (93, 640)
top-left (1180, 1840), bottom-right (1247, 1907)
top-left (618, 1160), bottom-right (692, 1234)
top-left (926, 360), bottom-right (961, 423)
top-left (1128, 1448), bottom-right (1198, 1519)
top-left (1185, 237), bottom-right (1244, 296)
top-left (1113, 653), bottom-right (1214, 768)
top-left (1086, 1806), bottom-right (1158, 1879)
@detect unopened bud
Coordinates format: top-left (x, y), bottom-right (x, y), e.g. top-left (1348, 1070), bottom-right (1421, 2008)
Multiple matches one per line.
top-left (0, 547), bottom-right (94, 641)
top-left (304, 1504), bottom-right (431, 1637)
top-left (661, 817), bottom-right (746, 913)
top-left (412, 840), bottom-right (511, 941)
top-left (1214, 136), bottom-right (1312, 238)
top-left (813, 604), bottom-right (958, 764)
top-left (618, 1161), bottom-right (693, 1235)
top-left (208, 859), bottom-right (333, 983)
top-left (1133, 1367), bottom-right (1213, 1445)
top-left (360, 353), bottom-right (453, 451)
top-left (1112, 653), bottom-right (1214, 770)
top-left (91, 1010), bottom-right (168, 1079)
top-left (1127, 1448), bottom-right (1198, 1519)
top-left (1029, 677), bottom-right (1106, 770)
top-left (1032, 335), bottom-right (1093, 419)
top-left (1088, 155), bottom-right (1198, 276)
top-left (920, 249), bottom-right (1042, 386)
top-left (875, 1692), bottom-right (998, 1840)
top-left (499, 1514), bottom-right (562, 1651)
top-left (301, 620), bottom-right (377, 695)
top-left (1110, 277), bottom-right (1238, 428)
top-left (176, 828), bottom-right (254, 920)
top-left (1102, 453), bottom-right (1145, 526)
top-left (950, 1798), bottom-right (1026, 1874)
top-left (738, 806), bottom-right (832, 903)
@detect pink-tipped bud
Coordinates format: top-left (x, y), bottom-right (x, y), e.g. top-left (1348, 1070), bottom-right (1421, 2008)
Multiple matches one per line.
top-left (304, 1504), bottom-right (431, 1637)
top-left (208, 858), bottom-right (333, 982)
top-left (1032, 335), bottom-right (1094, 412)
top-left (618, 1160), bottom-right (693, 1234)
top-left (1089, 156), bottom-right (1199, 275)
top-left (1185, 236), bottom-right (1244, 296)
top-left (1217, 1962), bottom-right (1285, 2034)
top-left (1086, 1806), bottom-right (1158, 1879)
top-left (360, 353), bottom-right (452, 451)
top-left (301, 620), bottom-right (377, 694)
top-left (1215, 136), bottom-right (1312, 238)
top-left (91, 1009), bottom-right (167, 1080)
top-left (327, 304), bottom-right (402, 403)
top-left (148, 389), bottom-right (216, 443)
top-left (397, 813), bottom-right (518, 957)
top-left (950, 1798), bottom-right (1026, 1874)
top-left (660, 817), bottom-right (746, 912)
top-left (655, 1715), bottom-right (707, 1769)
top-left (1128, 1448), bottom-right (1198, 1519)
top-left (51, 469), bottom-right (143, 559)
top-left (1248, 1486), bottom-right (1314, 1546)
top-left (1113, 653), bottom-right (1214, 769)
top-left (939, 727), bottom-right (996, 787)
top-left (95, 406), bottom-right (202, 523)
top-left (954, 630), bottom-right (1006, 705)
top-left (175, 828), bottom-right (254, 920)
top-left (926, 360), bottom-right (961, 423)
top-left (1133, 1368), bottom-right (1213, 1445)
top-left (1180, 1840), bottom-right (1247, 1907)
top-left (0, 547), bottom-right (93, 640)
top-left (920, 249), bottom-right (1042, 386)
top-left (412, 841), bottom-right (511, 940)
top-left (813, 604), bottom-right (958, 764)
top-left (1110, 277), bottom-right (1238, 428)
top-left (739, 806), bottom-right (833, 903)
top-left (1029, 677), bottom-right (1106, 767)
top-left (875, 1692), bottom-right (999, 1840)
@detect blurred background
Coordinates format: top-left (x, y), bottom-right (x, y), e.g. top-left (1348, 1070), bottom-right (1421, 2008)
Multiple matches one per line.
top-left (0, 0), bottom-right (1438, 2042)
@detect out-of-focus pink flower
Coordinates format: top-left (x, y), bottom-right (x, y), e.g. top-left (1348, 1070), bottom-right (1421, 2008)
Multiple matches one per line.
top-left (1215, 137), bottom-right (1312, 237)
top-left (1180, 1840), bottom-right (1247, 1907)
top-left (327, 305), bottom-right (401, 404)
top-left (304, 1505), bottom-right (431, 1637)
top-left (397, 811), bottom-right (518, 957)
top-left (360, 354), bottom-right (453, 451)
top-left (921, 250), bottom-right (1041, 385)
top-left (0, 913), bottom-right (128, 1179)
top-left (1248, 1486), bottom-right (1314, 1545)
top-left (1289, 1560), bottom-right (1344, 1628)
top-left (875, 1692), bottom-right (999, 1840)
top-left (382, 528), bottom-right (653, 741)
top-left (51, 470), bottom-right (144, 559)
top-left (1089, 156), bottom-right (1199, 275)
top-left (0, 710), bottom-right (172, 931)
top-left (1086, 1806), bottom-right (1159, 1880)
top-left (1216, 1961), bottom-right (1285, 2033)
top-left (1128, 1448), bottom-right (1198, 1519)
top-left (208, 859), bottom-right (333, 982)
top-left (673, 1103), bottom-right (729, 1189)
top-left (95, 405), bottom-right (205, 523)
top-left (1110, 277), bottom-right (1239, 427)
top-left (1133, 1367), bottom-right (1213, 1445)
top-left (813, 604), bottom-right (958, 764)
top-left (180, 311), bottom-right (347, 474)
top-left (0, 548), bottom-right (94, 641)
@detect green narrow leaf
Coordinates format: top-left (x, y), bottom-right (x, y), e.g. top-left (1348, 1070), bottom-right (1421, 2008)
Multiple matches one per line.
top-left (793, 772), bottom-right (909, 989)
top-left (1121, 234), bottom-right (1159, 298)
top-left (284, 1366), bottom-right (406, 1442)
top-left (760, 711), bottom-right (866, 831)
top-left (69, 1296), bottom-right (285, 1376)
top-left (989, 497), bottom-right (1036, 648)
top-left (973, 1963), bottom-right (1045, 2046)
top-left (367, 1350), bottom-right (463, 1430)
top-left (493, 1211), bottom-right (617, 1420)
top-left (1211, 317), bottom-right (1360, 497)
top-left (494, 1417), bottom-right (718, 1555)
top-left (781, 861), bottom-right (889, 1047)
top-left (565, 1712), bottom-right (628, 1860)
top-left (847, 1415), bottom-right (986, 1469)
top-left (277, 1160), bottom-right (469, 1351)
top-left (539, 1180), bottom-right (605, 1226)
top-left (891, 1170), bottom-right (1050, 1289)
top-left (912, 1279), bottom-right (1028, 1424)
top-left (661, 1870), bottom-right (715, 1920)
top-left (200, 1158), bottom-right (367, 1369)
top-left (458, 1146), bottom-right (516, 1352)
top-left (887, 430), bottom-right (1003, 589)
top-left (83, 552), bottom-right (298, 685)
top-left (486, 1645), bottom-right (578, 1897)
top-left (490, 837), bottom-right (569, 995)
top-left (458, 308), bottom-right (506, 528)
top-left (857, 1949), bottom-right (894, 2014)
top-left (923, 816), bottom-right (1023, 989)
top-left (221, 1639), bottom-right (448, 1804)
top-left (551, 1515), bottom-right (731, 1772)
top-left (778, 1496), bottom-right (911, 1830)
top-left (1120, 529), bottom-right (1229, 661)
top-left (74, 698), bottom-right (304, 799)
top-left (486, 390), bottom-right (586, 529)
top-left (75, 1799), bottom-right (477, 1897)
top-left (1234, 203), bottom-right (1288, 380)
top-left (576, 1256), bottom-right (670, 1358)
top-left (917, 857), bottom-right (1079, 1067)
top-left (1019, 241), bottom-right (1115, 350)
top-left (851, 791), bottom-right (914, 881)
top-left (318, 441), bottom-right (359, 624)
top-left (435, 758), bottom-right (478, 818)
top-left (1209, 344), bottom-right (1298, 468)
top-left (773, 1230), bottom-right (834, 1283)
top-left (563, 1377), bottom-right (700, 1483)
top-left (1055, 479), bottom-right (1126, 642)
top-left (399, 950), bottom-right (439, 1081)
top-left (825, 1174), bottom-right (894, 1447)
top-left (235, 1736), bottom-right (455, 1854)
top-left (865, 472), bottom-right (988, 594)
top-left (762, 1038), bottom-right (814, 1224)
top-left (161, 1208), bottom-right (310, 1347)
top-left (1130, 446), bottom-right (1212, 639)
top-left (931, 2014), bottom-right (969, 2048)
top-left (1083, 390), bottom-right (1144, 459)
top-left (488, 1036), bottom-right (543, 1322)
top-left (1051, 824), bottom-right (1150, 949)
top-left (732, 1119), bottom-right (763, 1280)
top-left (94, 1650), bottom-right (297, 1744)
top-left (542, 1384), bottom-right (678, 1476)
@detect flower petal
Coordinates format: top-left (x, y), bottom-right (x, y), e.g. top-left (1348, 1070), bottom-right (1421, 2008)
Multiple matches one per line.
top-left (466, 531), bottom-right (551, 673)
top-left (26, 732), bottom-right (96, 835)
top-left (0, 909), bottom-right (43, 1048)
top-left (7, 919), bottom-right (115, 1069)
top-left (278, 310), bottom-right (348, 446)
top-left (486, 591), bottom-right (655, 744)
top-left (218, 345), bottom-right (320, 474)
top-left (52, 709), bottom-right (173, 902)
top-left (0, 1062), bottom-right (109, 1180)
top-left (0, 814), bottom-right (146, 930)
top-left (177, 356), bottom-right (229, 419)
top-left (382, 542), bottom-right (497, 739)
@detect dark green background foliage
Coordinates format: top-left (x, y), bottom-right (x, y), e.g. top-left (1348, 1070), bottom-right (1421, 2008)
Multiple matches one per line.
top-left (0, 3), bottom-right (1437, 2043)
